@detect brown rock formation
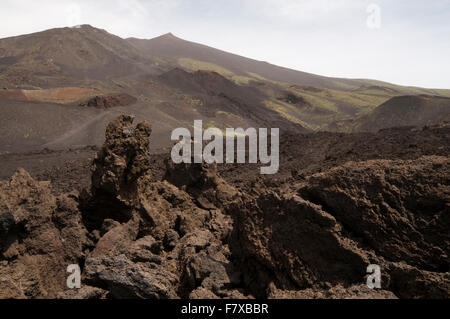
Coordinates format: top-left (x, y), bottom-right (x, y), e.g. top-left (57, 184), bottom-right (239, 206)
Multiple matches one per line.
top-left (80, 115), bottom-right (241, 299)
top-left (1, 115), bottom-right (448, 299)
top-left (229, 156), bottom-right (449, 299)
top-left (164, 145), bottom-right (238, 210)
top-left (298, 156), bottom-right (450, 273)
top-left (0, 169), bottom-right (89, 298)
top-left (79, 93), bottom-right (137, 109)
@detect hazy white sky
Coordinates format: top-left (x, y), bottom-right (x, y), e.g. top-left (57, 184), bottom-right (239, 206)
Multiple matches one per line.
top-left (0, 0), bottom-right (449, 89)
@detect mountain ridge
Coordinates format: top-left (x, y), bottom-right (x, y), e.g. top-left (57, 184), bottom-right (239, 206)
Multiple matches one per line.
top-left (0, 25), bottom-right (449, 152)
top-left (1, 24), bottom-right (449, 94)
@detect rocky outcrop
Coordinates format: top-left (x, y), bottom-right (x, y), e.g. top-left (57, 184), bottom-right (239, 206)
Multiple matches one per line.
top-left (84, 254), bottom-right (179, 299)
top-left (79, 93), bottom-right (137, 109)
top-left (267, 283), bottom-right (397, 299)
top-left (79, 115), bottom-right (242, 299)
top-left (0, 169), bottom-right (89, 298)
top-left (229, 190), bottom-right (371, 297)
top-left (298, 156), bottom-right (449, 273)
top-left (1, 115), bottom-right (449, 299)
top-left (83, 114), bottom-right (152, 228)
top-left (229, 156), bottom-right (449, 299)
top-left (91, 114), bottom-right (152, 201)
top-left (164, 148), bottom-right (238, 210)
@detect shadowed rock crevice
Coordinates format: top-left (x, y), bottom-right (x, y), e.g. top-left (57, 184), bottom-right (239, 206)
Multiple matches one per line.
top-left (81, 115), bottom-right (152, 230)
top-left (228, 191), bottom-right (371, 298)
top-left (297, 157), bottom-right (450, 273)
top-left (0, 169), bottom-right (90, 298)
top-left (75, 115), bottom-right (244, 299)
top-left (164, 151), bottom-right (238, 210)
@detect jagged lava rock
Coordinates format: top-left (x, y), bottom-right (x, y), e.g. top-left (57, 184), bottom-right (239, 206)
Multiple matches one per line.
top-left (0, 169), bottom-right (88, 298)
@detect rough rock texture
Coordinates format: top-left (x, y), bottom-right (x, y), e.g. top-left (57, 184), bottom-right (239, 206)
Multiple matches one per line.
top-left (83, 114), bottom-right (153, 228)
top-left (229, 156), bottom-right (449, 299)
top-left (387, 262), bottom-right (450, 299)
top-left (267, 283), bottom-right (397, 299)
top-left (1, 115), bottom-right (449, 299)
top-left (91, 114), bottom-right (152, 201)
top-left (164, 152), bottom-right (238, 210)
top-left (79, 93), bottom-right (137, 109)
top-left (84, 254), bottom-right (179, 299)
top-left (80, 115), bottom-right (241, 299)
top-left (57, 286), bottom-right (108, 299)
top-left (230, 190), bottom-right (371, 297)
top-left (298, 156), bottom-right (450, 273)
top-left (0, 169), bottom-right (89, 298)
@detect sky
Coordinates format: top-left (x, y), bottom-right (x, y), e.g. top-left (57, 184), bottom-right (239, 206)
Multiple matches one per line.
top-left (0, 0), bottom-right (449, 89)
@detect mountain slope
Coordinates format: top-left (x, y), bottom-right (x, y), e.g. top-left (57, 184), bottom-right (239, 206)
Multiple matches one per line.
top-left (127, 33), bottom-right (340, 89)
top-left (158, 68), bottom-right (308, 132)
top-left (127, 33), bottom-right (450, 97)
top-left (0, 25), bottom-right (161, 88)
top-left (0, 25), bottom-right (449, 152)
top-left (352, 95), bottom-right (450, 132)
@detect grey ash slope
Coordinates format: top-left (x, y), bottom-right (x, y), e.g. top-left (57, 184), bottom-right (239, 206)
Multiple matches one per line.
top-left (0, 25), bottom-right (164, 89)
top-left (0, 25), bottom-right (449, 153)
top-left (126, 32), bottom-right (450, 95)
top-left (352, 95), bottom-right (450, 132)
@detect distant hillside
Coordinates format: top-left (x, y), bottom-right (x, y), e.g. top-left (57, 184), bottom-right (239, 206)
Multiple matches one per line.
top-left (1, 25), bottom-right (448, 97)
top-left (0, 25), bottom-right (160, 89)
top-left (352, 95), bottom-right (450, 132)
top-left (127, 33), bottom-right (450, 97)
top-left (0, 25), bottom-right (449, 152)
top-left (158, 68), bottom-right (308, 132)
top-left (127, 33), bottom-right (340, 89)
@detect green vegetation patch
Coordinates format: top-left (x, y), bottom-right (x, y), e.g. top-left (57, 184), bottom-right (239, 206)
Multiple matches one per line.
top-left (178, 58), bottom-right (254, 85)
top-left (187, 98), bottom-right (204, 108)
top-left (264, 100), bottom-right (314, 129)
top-left (215, 110), bottom-right (243, 121)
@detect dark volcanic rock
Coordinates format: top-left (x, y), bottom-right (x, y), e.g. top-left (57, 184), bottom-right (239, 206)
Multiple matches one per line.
top-left (83, 114), bottom-right (152, 228)
top-left (0, 169), bottom-right (89, 298)
top-left (298, 156), bottom-right (450, 272)
top-left (388, 262), bottom-right (450, 299)
top-left (164, 151), bottom-right (238, 210)
top-left (1, 115), bottom-right (449, 300)
top-left (84, 254), bottom-right (178, 299)
top-left (57, 286), bottom-right (108, 299)
top-left (79, 93), bottom-right (137, 109)
top-left (82, 115), bottom-right (241, 299)
top-left (229, 156), bottom-right (449, 298)
top-left (277, 91), bottom-right (309, 106)
top-left (91, 114), bottom-right (152, 201)
top-left (229, 191), bottom-right (371, 297)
